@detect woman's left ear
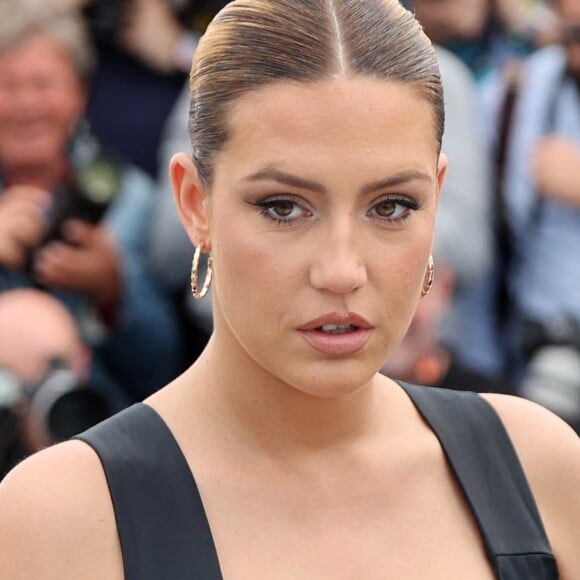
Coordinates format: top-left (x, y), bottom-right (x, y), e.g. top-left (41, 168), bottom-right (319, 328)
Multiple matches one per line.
top-left (435, 153), bottom-right (448, 208)
top-left (169, 153), bottom-right (211, 248)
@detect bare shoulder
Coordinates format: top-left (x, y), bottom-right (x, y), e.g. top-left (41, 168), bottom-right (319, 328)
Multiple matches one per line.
top-left (479, 393), bottom-right (580, 480)
top-left (0, 440), bottom-right (122, 580)
top-left (481, 393), bottom-right (580, 579)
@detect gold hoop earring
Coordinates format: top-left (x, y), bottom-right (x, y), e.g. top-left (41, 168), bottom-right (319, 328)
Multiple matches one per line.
top-left (191, 243), bottom-right (213, 300)
top-left (420, 256), bottom-right (435, 298)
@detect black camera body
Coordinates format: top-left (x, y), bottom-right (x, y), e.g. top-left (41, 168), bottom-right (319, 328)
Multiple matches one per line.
top-left (27, 153), bottom-right (122, 267)
top-left (0, 363), bottom-right (111, 477)
top-left (522, 317), bottom-right (580, 358)
top-left (520, 317), bottom-right (580, 432)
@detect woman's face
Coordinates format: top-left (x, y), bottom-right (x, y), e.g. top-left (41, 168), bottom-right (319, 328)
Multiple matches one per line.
top-left (196, 77), bottom-right (445, 397)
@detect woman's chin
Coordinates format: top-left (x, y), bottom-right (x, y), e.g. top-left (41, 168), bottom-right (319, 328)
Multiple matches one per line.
top-left (280, 361), bottom-right (382, 400)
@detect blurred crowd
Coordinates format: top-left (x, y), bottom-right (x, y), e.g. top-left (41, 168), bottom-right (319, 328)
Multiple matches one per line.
top-left (1, 0), bottom-right (579, 476)
top-left (387, 0), bottom-right (580, 433)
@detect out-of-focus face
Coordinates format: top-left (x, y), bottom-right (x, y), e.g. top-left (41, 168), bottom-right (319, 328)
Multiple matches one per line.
top-left (196, 77), bottom-right (446, 398)
top-left (558, 0), bottom-right (580, 75)
top-left (412, 0), bottom-right (489, 43)
top-left (0, 290), bottom-right (84, 386)
top-left (0, 32), bottom-right (86, 176)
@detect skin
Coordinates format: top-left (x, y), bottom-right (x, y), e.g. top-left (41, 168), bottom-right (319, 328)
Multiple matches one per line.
top-left (413, 0), bottom-right (559, 47)
top-left (0, 186), bottom-right (49, 269)
top-left (0, 32), bottom-right (121, 306)
top-left (0, 288), bottom-right (90, 452)
top-left (412, 0), bottom-right (489, 43)
top-left (0, 289), bottom-right (87, 386)
top-left (119, 0), bottom-right (185, 73)
top-left (191, 78), bottom-right (443, 400)
top-left (0, 33), bottom-right (85, 181)
top-left (534, 137), bottom-right (580, 207)
top-left (0, 77), bottom-right (579, 579)
top-left (381, 263), bottom-right (456, 383)
top-left (531, 0), bottom-right (580, 208)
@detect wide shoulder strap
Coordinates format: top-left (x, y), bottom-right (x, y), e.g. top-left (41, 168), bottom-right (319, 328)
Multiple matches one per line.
top-left (75, 404), bottom-right (223, 580)
top-left (399, 383), bottom-right (558, 580)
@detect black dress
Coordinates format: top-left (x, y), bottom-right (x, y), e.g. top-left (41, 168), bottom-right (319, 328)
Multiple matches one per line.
top-left (76, 384), bottom-right (559, 579)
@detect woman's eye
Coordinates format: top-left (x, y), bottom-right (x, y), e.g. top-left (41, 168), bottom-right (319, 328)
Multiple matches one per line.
top-left (252, 198), bottom-right (312, 224)
top-left (369, 197), bottom-right (419, 222)
top-left (269, 200), bottom-right (297, 218)
top-left (374, 200), bottom-right (399, 218)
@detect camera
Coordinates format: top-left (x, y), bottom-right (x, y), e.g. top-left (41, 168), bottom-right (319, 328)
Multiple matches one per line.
top-left (25, 152), bottom-right (122, 273)
top-left (0, 362), bottom-right (111, 477)
top-left (520, 317), bottom-right (580, 431)
top-left (521, 317), bottom-right (580, 356)
top-left (46, 153), bottom-right (122, 244)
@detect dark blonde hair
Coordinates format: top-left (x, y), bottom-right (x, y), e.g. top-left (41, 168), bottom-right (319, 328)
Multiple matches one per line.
top-left (189, 0), bottom-right (443, 186)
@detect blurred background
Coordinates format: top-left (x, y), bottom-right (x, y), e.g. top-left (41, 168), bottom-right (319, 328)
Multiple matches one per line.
top-left (1, 0), bottom-right (579, 477)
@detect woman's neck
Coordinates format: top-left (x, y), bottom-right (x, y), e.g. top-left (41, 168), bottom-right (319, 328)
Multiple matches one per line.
top-left (179, 332), bottom-right (396, 459)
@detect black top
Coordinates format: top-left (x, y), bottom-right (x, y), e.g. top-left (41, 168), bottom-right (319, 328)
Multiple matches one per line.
top-left (75, 384), bottom-right (559, 579)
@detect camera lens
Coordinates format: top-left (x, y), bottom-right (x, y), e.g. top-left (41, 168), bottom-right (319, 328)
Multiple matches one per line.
top-left (0, 370), bottom-right (21, 409)
top-left (48, 389), bottom-right (111, 441)
top-left (522, 345), bottom-right (580, 425)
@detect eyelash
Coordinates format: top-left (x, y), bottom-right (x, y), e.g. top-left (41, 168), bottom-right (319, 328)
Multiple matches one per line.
top-left (249, 195), bottom-right (420, 226)
top-left (369, 196), bottom-right (421, 224)
top-left (250, 197), bottom-right (313, 226)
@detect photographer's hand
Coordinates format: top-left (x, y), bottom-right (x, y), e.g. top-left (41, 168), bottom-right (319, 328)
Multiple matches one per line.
top-left (32, 220), bottom-right (121, 310)
top-left (119, 0), bottom-right (185, 73)
top-left (534, 137), bottom-right (580, 207)
top-left (0, 187), bottom-right (49, 269)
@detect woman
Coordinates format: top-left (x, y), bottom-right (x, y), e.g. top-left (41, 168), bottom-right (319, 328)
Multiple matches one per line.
top-left (0, 0), bottom-right (578, 578)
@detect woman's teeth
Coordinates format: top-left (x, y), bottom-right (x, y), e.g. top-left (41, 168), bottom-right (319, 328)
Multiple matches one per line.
top-left (319, 324), bottom-right (356, 334)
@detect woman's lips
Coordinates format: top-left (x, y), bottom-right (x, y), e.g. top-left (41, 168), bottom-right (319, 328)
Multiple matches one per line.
top-left (297, 313), bottom-right (373, 355)
top-left (299, 328), bottom-right (371, 355)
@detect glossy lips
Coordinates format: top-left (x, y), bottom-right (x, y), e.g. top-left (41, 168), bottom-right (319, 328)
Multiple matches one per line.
top-left (298, 313), bottom-right (373, 356)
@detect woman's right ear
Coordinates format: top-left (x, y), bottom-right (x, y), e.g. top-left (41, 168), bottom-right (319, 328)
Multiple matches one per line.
top-left (169, 153), bottom-right (211, 246)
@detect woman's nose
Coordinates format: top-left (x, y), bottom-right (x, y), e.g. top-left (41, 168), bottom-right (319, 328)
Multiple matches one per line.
top-left (309, 225), bottom-right (367, 295)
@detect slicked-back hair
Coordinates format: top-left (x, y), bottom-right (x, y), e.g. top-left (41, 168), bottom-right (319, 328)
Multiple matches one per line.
top-left (189, 0), bottom-right (444, 187)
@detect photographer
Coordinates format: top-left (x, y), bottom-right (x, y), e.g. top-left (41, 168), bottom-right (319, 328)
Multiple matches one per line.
top-left (409, 0), bottom-right (558, 79)
top-left (77, 0), bottom-right (229, 177)
top-left (0, 289), bottom-right (111, 478)
top-left (0, 0), bottom-right (183, 409)
top-left (454, 0), bottom-right (580, 431)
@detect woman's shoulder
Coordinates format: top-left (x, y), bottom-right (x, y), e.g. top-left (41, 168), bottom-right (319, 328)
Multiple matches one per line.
top-left (481, 393), bottom-right (580, 576)
top-left (480, 392), bottom-right (580, 474)
top-left (0, 440), bottom-right (122, 580)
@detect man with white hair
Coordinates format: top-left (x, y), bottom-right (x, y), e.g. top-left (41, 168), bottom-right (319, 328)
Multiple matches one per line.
top-left (0, 0), bottom-right (183, 409)
top-left (0, 289), bottom-right (88, 386)
top-left (0, 289), bottom-right (112, 477)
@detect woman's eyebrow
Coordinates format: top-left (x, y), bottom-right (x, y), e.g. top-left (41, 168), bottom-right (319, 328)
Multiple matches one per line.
top-left (360, 170), bottom-right (433, 194)
top-left (243, 167), bottom-right (432, 194)
top-left (243, 167), bottom-right (327, 193)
